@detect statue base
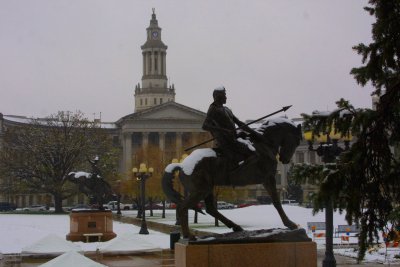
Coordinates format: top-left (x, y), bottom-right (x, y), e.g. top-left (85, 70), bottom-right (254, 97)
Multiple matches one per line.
top-left (175, 241), bottom-right (316, 267)
top-left (175, 229), bottom-right (317, 267)
top-left (66, 209), bottom-right (116, 242)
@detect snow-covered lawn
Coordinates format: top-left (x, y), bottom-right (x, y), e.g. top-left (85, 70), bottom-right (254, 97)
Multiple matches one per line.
top-left (1, 205), bottom-right (399, 264)
top-left (0, 213), bottom-right (169, 255)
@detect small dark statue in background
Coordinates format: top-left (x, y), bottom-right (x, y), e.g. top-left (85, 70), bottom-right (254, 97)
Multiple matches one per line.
top-left (65, 156), bottom-right (116, 210)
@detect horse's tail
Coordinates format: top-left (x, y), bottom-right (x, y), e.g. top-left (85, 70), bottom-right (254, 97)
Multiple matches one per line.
top-left (162, 165), bottom-right (184, 205)
top-left (162, 164), bottom-right (205, 214)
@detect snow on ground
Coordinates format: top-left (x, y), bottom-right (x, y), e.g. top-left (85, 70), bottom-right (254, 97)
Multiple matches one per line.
top-left (1, 205), bottom-right (399, 264)
top-left (39, 250), bottom-right (107, 267)
top-left (0, 214), bottom-right (169, 254)
top-left (124, 204), bottom-right (348, 235)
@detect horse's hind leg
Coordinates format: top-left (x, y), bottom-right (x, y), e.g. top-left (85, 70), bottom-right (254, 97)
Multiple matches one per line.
top-left (204, 194), bottom-right (243, 232)
top-left (176, 202), bottom-right (190, 239)
top-left (263, 179), bottom-right (298, 230)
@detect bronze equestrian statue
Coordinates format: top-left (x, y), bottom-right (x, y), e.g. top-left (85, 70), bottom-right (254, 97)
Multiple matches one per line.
top-left (64, 156), bottom-right (116, 210)
top-left (162, 99), bottom-right (302, 239)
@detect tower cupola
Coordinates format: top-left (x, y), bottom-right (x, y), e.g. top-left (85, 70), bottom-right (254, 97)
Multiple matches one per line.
top-left (134, 9), bottom-right (175, 112)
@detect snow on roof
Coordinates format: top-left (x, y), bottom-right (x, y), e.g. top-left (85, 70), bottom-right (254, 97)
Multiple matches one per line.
top-left (38, 250), bottom-right (106, 267)
top-left (97, 232), bottom-right (161, 254)
top-left (164, 148), bottom-right (216, 175)
top-left (21, 234), bottom-right (82, 256)
top-left (69, 172), bottom-right (92, 178)
top-left (312, 109), bottom-right (353, 119)
top-left (3, 115), bottom-right (35, 124)
top-left (311, 110), bottom-right (332, 117)
top-left (3, 115), bottom-right (116, 129)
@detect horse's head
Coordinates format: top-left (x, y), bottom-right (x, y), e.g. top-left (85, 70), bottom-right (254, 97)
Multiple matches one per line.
top-left (278, 124), bottom-right (302, 164)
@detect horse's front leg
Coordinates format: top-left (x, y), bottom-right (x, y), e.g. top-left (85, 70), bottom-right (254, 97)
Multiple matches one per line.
top-left (176, 203), bottom-right (192, 240)
top-left (204, 194), bottom-right (243, 232)
top-left (263, 179), bottom-right (298, 230)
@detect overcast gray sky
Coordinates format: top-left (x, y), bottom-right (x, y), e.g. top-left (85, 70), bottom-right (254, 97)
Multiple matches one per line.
top-left (0, 0), bottom-right (375, 122)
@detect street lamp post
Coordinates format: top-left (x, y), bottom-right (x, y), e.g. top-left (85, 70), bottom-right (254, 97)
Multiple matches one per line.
top-left (132, 163), bottom-right (153, 235)
top-left (116, 180), bottom-right (121, 215)
top-left (304, 131), bottom-right (351, 267)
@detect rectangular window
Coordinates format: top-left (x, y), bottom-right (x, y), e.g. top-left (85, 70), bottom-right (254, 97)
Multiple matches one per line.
top-left (275, 173), bottom-right (281, 185)
top-left (295, 152), bottom-right (304, 163)
top-left (145, 98), bottom-right (148, 105)
top-left (112, 136), bottom-right (119, 146)
top-left (309, 151), bottom-right (316, 164)
top-left (160, 98), bottom-right (163, 104)
top-left (154, 98), bottom-right (157, 104)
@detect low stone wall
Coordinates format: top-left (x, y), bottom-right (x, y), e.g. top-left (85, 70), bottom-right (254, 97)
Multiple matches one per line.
top-left (112, 214), bottom-right (214, 237)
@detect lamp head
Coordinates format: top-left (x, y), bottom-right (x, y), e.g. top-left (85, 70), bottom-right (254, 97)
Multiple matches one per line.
top-left (303, 131), bottom-right (313, 142)
top-left (316, 133), bottom-right (328, 143)
top-left (139, 163), bottom-right (147, 173)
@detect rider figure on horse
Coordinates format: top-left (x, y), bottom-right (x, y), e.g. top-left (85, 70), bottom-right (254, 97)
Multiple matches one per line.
top-left (202, 86), bottom-right (262, 168)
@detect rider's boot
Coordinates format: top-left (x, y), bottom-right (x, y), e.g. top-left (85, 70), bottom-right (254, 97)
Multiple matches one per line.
top-left (231, 151), bottom-right (259, 172)
top-left (238, 153), bottom-right (259, 167)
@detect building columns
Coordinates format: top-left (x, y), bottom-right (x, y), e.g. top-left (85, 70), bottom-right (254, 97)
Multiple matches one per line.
top-left (142, 52), bottom-right (146, 76)
top-left (163, 52), bottom-right (167, 75)
top-left (176, 132), bottom-right (182, 159)
top-left (159, 132), bottom-right (165, 151)
top-left (123, 132), bottom-right (132, 178)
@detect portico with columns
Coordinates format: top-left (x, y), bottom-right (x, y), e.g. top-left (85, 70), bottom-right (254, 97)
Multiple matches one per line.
top-left (117, 101), bottom-right (210, 178)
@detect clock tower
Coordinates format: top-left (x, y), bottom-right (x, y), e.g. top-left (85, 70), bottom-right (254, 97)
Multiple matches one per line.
top-left (134, 9), bottom-right (175, 112)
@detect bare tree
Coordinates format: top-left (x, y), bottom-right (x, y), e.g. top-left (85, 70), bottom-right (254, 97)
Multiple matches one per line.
top-left (0, 111), bottom-right (119, 213)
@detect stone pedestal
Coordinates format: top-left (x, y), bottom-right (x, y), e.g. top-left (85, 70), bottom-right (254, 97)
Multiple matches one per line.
top-left (175, 241), bottom-right (317, 267)
top-left (66, 210), bottom-right (116, 242)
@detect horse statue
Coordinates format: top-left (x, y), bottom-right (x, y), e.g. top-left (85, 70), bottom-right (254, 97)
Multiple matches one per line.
top-left (64, 156), bottom-right (116, 210)
top-left (162, 118), bottom-right (302, 240)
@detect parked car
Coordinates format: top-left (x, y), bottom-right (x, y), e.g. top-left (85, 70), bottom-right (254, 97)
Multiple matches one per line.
top-left (217, 201), bottom-right (235, 209)
top-left (145, 203), bottom-right (163, 210)
top-left (281, 199), bottom-right (299, 206)
top-left (0, 202), bottom-right (17, 211)
top-left (104, 201), bottom-right (131, 210)
top-left (67, 204), bottom-right (91, 211)
top-left (256, 196), bottom-right (272, 205)
top-left (22, 205), bottom-right (47, 212)
top-left (165, 201), bottom-right (201, 210)
top-left (237, 200), bottom-right (259, 208)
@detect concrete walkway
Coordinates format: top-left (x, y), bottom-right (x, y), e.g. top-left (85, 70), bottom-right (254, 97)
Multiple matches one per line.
top-left (317, 250), bottom-right (400, 266)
